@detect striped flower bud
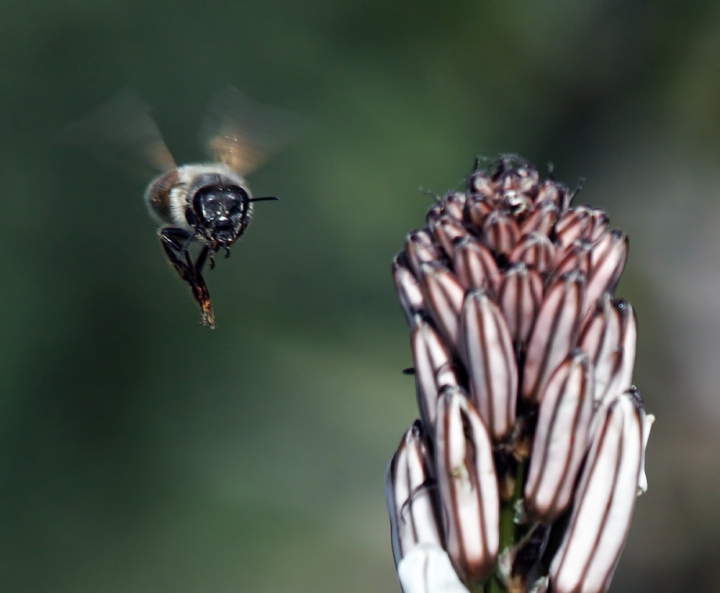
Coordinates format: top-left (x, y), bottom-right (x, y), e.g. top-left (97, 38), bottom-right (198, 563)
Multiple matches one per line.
top-left (466, 195), bottom-right (494, 227)
top-left (549, 239), bottom-right (592, 285)
top-left (584, 230), bottom-right (628, 318)
top-left (549, 390), bottom-right (645, 593)
top-left (454, 238), bottom-right (501, 295)
top-left (387, 422), bottom-right (444, 566)
top-left (509, 232), bottom-right (557, 273)
top-left (522, 271), bottom-right (585, 402)
top-left (555, 206), bottom-right (607, 250)
top-left (432, 216), bottom-right (470, 259)
top-left (468, 171), bottom-right (497, 200)
top-left (412, 317), bottom-right (460, 432)
top-left (394, 256), bottom-right (427, 324)
top-left (407, 230), bottom-right (445, 275)
top-left (436, 387), bottom-right (500, 584)
top-left (520, 200), bottom-right (559, 237)
top-left (442, 191), bottom-right (467, 222)
top-left (535, 180), bottom-right (567, 210)
top-left (420, 263), bottom-right (466, 351)
top-left (483, 210), bottom-right (520, 255)
top-left (524, 350), bottom-right (594, 523)
top-left (461, 290), bottom-right (518, 441)
top-left (498, 263), bottom-right (543, 346)
top-left (580, 297), bottom-right (637, 405)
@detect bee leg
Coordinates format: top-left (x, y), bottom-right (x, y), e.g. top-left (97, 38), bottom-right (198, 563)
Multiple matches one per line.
top-left (159, 228), bottom-right (216, 328)
top-left (159, 228), bottom-right (195, 277)
top-left (189, 245), bottom-right (215, 328)
top-left (194, 244), bottom-right (213, 273)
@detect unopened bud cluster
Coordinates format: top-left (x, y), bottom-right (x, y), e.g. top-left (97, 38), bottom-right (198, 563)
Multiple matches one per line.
top-left (386, 157), bottom-right (654, 593)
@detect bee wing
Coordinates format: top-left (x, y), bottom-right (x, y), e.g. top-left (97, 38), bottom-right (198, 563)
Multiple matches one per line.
top-left (201, 87), bottom-right (309, 176)
top-left (58, 89), bottom-right (176, 178)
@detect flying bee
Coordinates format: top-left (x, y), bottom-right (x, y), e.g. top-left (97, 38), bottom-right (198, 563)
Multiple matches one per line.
top-left (62, 88), bottom-right (306, 327)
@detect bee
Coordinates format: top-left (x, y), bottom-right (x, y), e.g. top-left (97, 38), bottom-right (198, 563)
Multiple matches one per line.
top-left (62, 88), bottom-right (304, 327)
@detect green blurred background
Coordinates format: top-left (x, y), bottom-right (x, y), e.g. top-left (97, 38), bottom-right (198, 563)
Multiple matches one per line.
top-left (1, 0), bottom-right (719, 591)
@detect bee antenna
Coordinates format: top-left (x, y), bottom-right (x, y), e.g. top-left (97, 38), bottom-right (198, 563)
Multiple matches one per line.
top-left (249, 196), bottom-right (280, 203)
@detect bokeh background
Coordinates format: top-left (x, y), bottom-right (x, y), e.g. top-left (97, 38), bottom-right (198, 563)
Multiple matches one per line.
top-left (1, 0), bottom-right (719, 591)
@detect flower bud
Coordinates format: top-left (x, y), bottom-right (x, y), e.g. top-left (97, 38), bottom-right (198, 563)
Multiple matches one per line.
top-left (549, 239), bottom-right (592, 285)
top-left (549, 390), bottom-right (645, 593)
top-left (499, 263), bottom-right (543, 346)
top-left (524, 350), bottom-right (594, 523)
top-left (483, 210), bottom-right (520, 255)
top-left (393, 257), bottom-right (427, 323)
top-left (454, 238), bottom-right (501, 295)
top-left (584, 230), bottom-right (628, 317)
top-left (580, 297), bottom-right (636, 405)
top-left (387, 423), bottom-right (444, 566)
top-left (520, 201), bottom-right (558, 237)
top-left (442, 191), bottom-right (467, 221)
top-left (509, 232), bottom-right (558, 273)
top-left (406, 230), bottom-right (445, 275)
top-left (462, 290), bottom-right (518, 440)
top-left (466, 194), bottom-right (494, 227)
top-left (555, 206), bottom-right (607, 250)
top-left (535, 181), bottom-right (567, 210)
top-left (468, 170), bottom-right (497, 200)
top-left (523, 271), bottom-right (585, 402)
top-left (420, 264), bottom-right (466, 351)
top-left (436, 387), bottom-right (500, 584)
top-left (412, 318), bottom-right (460, 432)
top-left (432, 216), bottom-right (470, 259)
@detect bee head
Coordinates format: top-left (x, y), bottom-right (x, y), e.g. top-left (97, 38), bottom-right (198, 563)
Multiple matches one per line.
top-left (190, 183), bottom-right (250, 248)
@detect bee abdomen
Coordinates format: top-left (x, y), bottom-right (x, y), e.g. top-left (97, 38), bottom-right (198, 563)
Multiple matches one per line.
top-left (145, 169), bottom-right (179, 225)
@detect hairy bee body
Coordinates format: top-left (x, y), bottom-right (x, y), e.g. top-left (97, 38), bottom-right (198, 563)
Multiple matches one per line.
top-left (144, 163), bottom-right (253, 239)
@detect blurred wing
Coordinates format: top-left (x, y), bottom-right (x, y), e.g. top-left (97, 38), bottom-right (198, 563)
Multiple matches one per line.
top-left (201, 87), bottom-right (310, 176)
top-left (58, 89), bottom-right (176, 178)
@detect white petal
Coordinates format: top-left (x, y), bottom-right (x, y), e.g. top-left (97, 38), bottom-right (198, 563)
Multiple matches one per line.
top-left (398, 544), bottom-right (471, 593)
top-left (638, 413), bottom-right (655, 495)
